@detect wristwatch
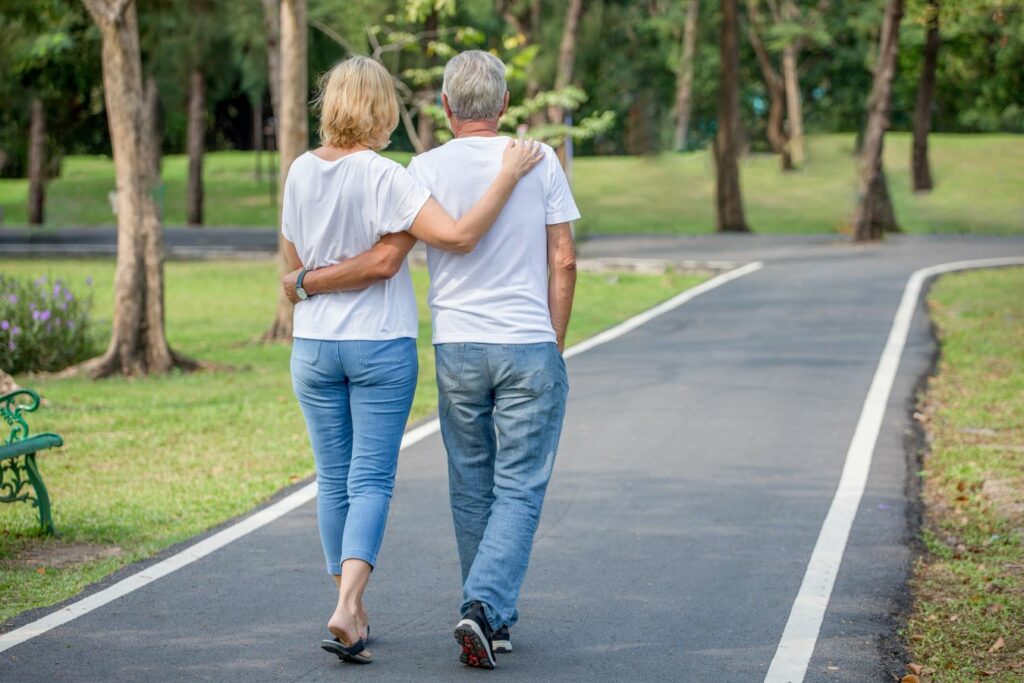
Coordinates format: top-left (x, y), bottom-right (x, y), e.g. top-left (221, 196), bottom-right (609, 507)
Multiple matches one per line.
top-left (295, 268), bottom-right (310, 301)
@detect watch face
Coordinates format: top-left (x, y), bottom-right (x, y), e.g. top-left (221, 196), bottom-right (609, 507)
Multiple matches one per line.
top-left (296, 287), bottom-right (308, 301)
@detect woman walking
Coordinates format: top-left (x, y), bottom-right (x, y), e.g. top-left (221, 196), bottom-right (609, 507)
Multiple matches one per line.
top-left (281, 56), bottom-right (541, 664)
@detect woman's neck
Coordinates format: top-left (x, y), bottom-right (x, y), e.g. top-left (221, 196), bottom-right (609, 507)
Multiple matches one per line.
top-left (311, 144), bottom-right (370, 161)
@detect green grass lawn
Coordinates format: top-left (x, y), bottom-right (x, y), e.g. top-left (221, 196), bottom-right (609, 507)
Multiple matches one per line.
top-left (906, 267), bottom-right (1024, 681)
top-left (1, 134), bottom-right (1020, 235)
top-left (0, 258), bottom-right (706, 624)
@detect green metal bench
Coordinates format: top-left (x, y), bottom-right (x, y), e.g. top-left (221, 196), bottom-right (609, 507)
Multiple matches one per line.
top-left (0, 389), bottom-right (63, 533)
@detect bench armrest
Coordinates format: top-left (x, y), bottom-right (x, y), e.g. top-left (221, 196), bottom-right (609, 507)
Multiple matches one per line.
top-left (2, 388), bottom-right (42, 444)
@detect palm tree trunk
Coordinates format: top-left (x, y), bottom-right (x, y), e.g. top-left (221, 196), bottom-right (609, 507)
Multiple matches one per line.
top-left (715, 0), bottom-right (750, 233)
top-left (673, 0), bottom-right (699, 151)
top-left (911, 1), bottom-right (939, 192)
top-left (852, 0), bottom-right (904, 241)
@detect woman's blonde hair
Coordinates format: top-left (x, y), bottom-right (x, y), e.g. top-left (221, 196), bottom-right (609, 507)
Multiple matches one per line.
top-left (314, 56), bottom-right (398, 150)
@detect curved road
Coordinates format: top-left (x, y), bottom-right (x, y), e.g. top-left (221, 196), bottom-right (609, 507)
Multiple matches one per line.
top-left (2, 235), bottom-right (1023, 682)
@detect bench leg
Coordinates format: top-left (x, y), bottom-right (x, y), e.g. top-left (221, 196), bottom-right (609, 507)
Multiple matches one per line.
top-left (23, 453), bottom-right (54, 534)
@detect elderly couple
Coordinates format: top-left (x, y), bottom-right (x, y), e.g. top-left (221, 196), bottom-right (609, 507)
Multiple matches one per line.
top-left (280, 51), bottom-right (579, 670)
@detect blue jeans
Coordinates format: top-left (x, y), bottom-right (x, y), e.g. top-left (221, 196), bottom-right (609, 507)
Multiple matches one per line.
top-left (435, 342), bottom-right (569, 630)
top-left (291, 337), bottom-right (418, 575)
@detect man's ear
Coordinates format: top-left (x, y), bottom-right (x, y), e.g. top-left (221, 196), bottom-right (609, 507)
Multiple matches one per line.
top-left (500, 91), bottom-right (510, 118)
top-left (441, 93), bottom-right (454, 119)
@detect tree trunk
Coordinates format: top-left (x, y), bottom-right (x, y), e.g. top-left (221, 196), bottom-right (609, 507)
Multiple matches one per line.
top-left (778, 4), bottom-right (804, 168)
top-left (852, 0), bottom-right (904, 241)
top-left (715, 0), bottom-right (750, 233)
top-left (415, 9), bottom-right (438, 151)
top-left (911, 1), bottom-right (939, 192)
top-left (186, 67), bottom-right (205, 226)
top-left (265, 0), bottom-right (308, 341)
top-left (27, 97), bottom-right (46, 225)
top-left (252, 93), bottom-right (263, 181)
top-left (261, 0), bottom-right (282, 121)
top-left (673, 0), bottom-right (699, 151)
top-left (80, 0), bottom-right (193, 377)
top-left (549, 0), bottom-right (583, 168)
top-left (746, 0), bottom-right (792, 169)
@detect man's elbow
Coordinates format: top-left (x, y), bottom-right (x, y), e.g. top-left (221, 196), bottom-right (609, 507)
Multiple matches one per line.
top-left (553, 249), bottom-right (577, 273)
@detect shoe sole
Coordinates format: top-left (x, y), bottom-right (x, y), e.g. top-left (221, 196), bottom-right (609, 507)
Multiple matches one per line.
top-left (492, 640), bottom-right (512, 654)
top-left (454, 619), bottom-right (496, 669)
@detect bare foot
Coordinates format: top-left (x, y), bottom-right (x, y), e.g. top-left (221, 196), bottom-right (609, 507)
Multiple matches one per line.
top-left (328, 606), bottom-right (372, 660)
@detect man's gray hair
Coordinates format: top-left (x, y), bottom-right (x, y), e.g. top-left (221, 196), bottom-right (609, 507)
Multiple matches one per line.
top-left (442, 51), bottom-right (508, 120)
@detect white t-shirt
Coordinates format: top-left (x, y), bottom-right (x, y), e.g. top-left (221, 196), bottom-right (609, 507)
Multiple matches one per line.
top-left (407, 137), bottom-right (581, 345)
top-left (281, 150), bottom-right (430, 341)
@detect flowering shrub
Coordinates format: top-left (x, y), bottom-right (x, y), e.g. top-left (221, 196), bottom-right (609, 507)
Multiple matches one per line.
top-left (0, 274), bottom-right (96, 374)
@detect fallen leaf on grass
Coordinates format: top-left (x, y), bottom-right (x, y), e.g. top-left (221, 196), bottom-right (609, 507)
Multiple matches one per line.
top-left (980, 671), bottom-right (995, 677)
top-left (35, 566), bottom-right (46, 575)
top-left (988, 636), bottom-right (1005, 654)
top-left (901, 675), bottom-right (920, 683)
top-left (907, 663), bottom-right (923, 675)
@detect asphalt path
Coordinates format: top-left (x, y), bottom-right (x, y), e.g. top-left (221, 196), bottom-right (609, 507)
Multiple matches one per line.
top-left (2, 235), bottom-right (1023, 682)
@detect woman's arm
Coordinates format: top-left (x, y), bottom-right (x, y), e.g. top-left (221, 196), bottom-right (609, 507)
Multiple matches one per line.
top-left (281, 232), bottom-right (418, 303)
top-left (407, 138), bottom-right (544, 254)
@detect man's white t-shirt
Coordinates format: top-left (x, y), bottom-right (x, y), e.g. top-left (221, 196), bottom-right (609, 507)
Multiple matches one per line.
top-left (407, 137), bottom-right (581, 345)
top-left (281, 150), bottom-right (430, 341)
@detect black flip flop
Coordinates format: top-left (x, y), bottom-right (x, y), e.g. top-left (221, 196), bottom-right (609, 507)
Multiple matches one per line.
top-left (321, 637), bottom-right (371, 664)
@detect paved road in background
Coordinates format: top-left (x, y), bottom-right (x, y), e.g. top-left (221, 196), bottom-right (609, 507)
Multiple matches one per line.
top-left (2, 235), bottom-right (1023, 681)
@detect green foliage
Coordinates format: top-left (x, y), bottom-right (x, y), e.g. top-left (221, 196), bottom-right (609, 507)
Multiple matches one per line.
top-left (0, 273), bottom-right (96, 374)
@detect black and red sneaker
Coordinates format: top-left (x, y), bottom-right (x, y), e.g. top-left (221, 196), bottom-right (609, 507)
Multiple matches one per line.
top-left (454, 601), bottom-right (496, 669)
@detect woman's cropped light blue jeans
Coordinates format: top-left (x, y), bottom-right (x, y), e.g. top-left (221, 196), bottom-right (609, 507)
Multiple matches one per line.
top-left (291, 337), bottom-right (417, 575)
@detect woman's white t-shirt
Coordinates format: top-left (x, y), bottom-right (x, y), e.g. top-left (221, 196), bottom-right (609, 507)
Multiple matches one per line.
top-left (281, 150), bottom-right (430, 341)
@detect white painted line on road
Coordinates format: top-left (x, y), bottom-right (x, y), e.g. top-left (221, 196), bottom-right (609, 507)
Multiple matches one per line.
top-left (564, 260), bottom-right (763, 359)
top-left (0, 261), bottom-right (764, 653)
top-left (765, 256), bottom-right (1024, 683)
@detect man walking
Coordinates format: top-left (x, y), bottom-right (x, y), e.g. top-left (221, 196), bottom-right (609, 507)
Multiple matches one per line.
top-left (407, 50), bottom-right (579, 669)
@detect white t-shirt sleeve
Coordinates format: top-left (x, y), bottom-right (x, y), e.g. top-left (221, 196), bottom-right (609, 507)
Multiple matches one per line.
top-left (544, 148), bottom-right (581, 225)
top-left (281, 164), bottom-right (298, 241)
top-left (376, 160), bottom-right (431, 238)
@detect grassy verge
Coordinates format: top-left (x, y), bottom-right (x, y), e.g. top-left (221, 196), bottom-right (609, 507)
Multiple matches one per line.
top-left (905, 267), bottom-right (1024, 681)
top-left (0, 258), bottom-right (706, 624)
top-left (1, 134), bottom-right (1021, 235)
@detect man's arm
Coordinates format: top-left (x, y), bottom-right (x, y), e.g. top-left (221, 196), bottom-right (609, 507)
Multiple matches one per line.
top-left (281, 232), bottom-right (418, 304)
top-left (546, 222), bottom-right (577, 353)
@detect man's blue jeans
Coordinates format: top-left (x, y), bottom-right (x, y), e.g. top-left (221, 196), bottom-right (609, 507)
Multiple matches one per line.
top-left (435, 342), bottom-right (569, 631)
top-left (291, 337), bottom-right (417, 575)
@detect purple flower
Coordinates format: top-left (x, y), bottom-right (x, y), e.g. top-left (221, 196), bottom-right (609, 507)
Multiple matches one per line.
top-left (65, 291), bottom-right (73, 302)
top-left (32, 310), bottom-right (52, 322)
top-left (85, 277), bottom-right (94, 286)
top-left (53, 284), bottom-right (61, 298)
top-left (0, 320), bottom-right (8, 331)
top-left (5, 295), bottom-right (16, 304)
top-left (10, 326), bottom-right (19, 336)
top-left (6, 341), bottom-right (14, 352)
top-left (35, 275), bottom-right (47, 287)
top-left (67, 320), bottom-right (76, 330)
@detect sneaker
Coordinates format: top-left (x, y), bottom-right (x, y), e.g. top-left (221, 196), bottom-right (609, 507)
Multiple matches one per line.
top-left (492, 626), bottom-right (512, 654)
top-left (454, 601), bottom-right (496, 669)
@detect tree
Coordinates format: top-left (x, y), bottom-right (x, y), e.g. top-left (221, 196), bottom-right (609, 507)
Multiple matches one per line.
top-left (79, 0), bottom-right (194, 376)
top-left (672, 0), bottom-right (699, 151)
top-left (715, 0), bottom-right (750, 232)
top-left (264, 0), bottom-right (307, 341)
top-left (775, 0), bottom-right (805, 167)
top-left (549, 0), bottom-right (583, 168)
top-left (27, 98), bottom-right (46, 224)
top-left (746, 0), bottom-right (791, 168)
top-left (852, 0), bottom-right (904, 241)
top-left (185, 66), bottom-right (205, 225)
top-left (911, 0), bottom-right (939, 192)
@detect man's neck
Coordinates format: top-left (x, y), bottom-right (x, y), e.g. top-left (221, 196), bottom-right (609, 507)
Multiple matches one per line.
top-left (452, 118), bottom-right (501, 138)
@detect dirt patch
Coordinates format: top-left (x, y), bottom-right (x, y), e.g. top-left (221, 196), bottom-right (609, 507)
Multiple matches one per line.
top-left (2, 540), bottom-right (123, 570)
top-left (982, 477), bottom-right (1024, 522)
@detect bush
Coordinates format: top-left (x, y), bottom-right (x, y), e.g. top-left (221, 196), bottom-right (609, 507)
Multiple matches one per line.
top-left (0, 274), bottom-right (96, 374)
